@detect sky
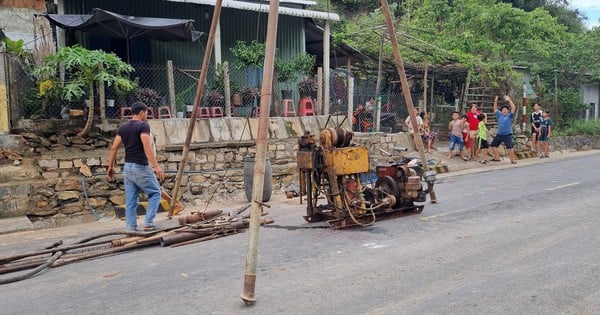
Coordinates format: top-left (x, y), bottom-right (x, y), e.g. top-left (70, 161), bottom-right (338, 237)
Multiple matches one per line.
top-left (570, 0), bottom-right (600, 29)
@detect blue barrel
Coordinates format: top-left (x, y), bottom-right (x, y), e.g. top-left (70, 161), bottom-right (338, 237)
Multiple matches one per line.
top-left (243, 156), bottom-right (272, 202)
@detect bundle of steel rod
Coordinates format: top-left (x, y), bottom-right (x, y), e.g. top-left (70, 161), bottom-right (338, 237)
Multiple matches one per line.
top-left (0, 207), bottom-right (273, 284)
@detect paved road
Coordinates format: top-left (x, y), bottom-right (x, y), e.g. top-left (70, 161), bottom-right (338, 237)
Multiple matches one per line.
top-left (1, 153), bottom-right (599, 314)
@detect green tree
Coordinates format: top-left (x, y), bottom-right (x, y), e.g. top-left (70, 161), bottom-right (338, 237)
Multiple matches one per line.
top-left (33, 46), bottom-right (135, 136)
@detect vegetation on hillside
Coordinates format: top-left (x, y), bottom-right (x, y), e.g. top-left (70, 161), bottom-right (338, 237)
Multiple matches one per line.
top-left (315, 0), bottom-right (599, 127)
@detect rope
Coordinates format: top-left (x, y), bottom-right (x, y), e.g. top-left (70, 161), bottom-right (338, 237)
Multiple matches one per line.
top-left (0, 251), bottom-right (63, 285)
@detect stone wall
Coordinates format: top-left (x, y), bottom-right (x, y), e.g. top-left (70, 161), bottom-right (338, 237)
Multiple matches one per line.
top-left (2, 114), bottom-right (596, 229)
top-left (0, 115), bottom-right (414, 228)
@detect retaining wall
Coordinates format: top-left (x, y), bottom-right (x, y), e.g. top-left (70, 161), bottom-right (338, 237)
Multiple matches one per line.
top-left (0, 116), bottom-right (414, 229)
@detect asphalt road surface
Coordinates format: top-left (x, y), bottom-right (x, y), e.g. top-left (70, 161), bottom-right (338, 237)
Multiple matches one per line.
top-left (1, 153), bottom-right (599, 314)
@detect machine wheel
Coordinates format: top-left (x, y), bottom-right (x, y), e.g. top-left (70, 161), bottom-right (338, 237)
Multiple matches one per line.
top-left (375, 176), bottom-right (401, 207)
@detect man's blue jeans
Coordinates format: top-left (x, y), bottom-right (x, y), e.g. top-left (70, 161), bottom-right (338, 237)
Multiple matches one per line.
top-left (123, 162), bottom-right (161, 230)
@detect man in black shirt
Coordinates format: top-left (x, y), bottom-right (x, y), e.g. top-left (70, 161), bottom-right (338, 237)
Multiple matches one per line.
top-left (107, 102), bottom-right (164, 231)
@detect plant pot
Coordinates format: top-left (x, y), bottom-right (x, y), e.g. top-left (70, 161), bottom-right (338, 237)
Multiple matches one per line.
top-left (106, 99), bottom-right (115, 107)
top-left (186, 105), bottom-right (194, 112)
top-left (176, 111), bottom-right (184, 118)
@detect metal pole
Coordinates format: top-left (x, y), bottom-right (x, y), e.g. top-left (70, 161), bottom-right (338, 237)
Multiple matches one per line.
top-left (167, 0), bottom-right (223, 217)
top-left (241, 0), bottom-right (279, 306)
top-left (380, 0), bottom-right (436, 203)
top-left (522, 83), bottom-right (527, 132)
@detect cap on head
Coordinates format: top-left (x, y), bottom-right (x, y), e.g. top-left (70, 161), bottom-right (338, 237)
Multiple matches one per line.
top-left (131, 102), bottom-right (147, 115)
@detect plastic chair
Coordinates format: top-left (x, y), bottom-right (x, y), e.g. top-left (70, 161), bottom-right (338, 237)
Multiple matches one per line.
top-left (298, 97), bottom-right (315, 116)
top-left (157, 106), bottom-right (172, 119)
top-left (119, 107), bottom-right (133, 119)
top-left (210, 107), bottom-right (224, 117)
top-left (197, 107), bottom-right (211, 118)
top-left (283, 99), bottom-right (296, 117)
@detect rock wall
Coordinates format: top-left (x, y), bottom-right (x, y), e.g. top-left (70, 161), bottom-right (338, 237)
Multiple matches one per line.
top-left (0, 115), bottom-right (415, 228)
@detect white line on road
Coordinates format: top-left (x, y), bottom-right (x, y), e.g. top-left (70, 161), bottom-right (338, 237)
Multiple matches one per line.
top-left (547, 182), bottom-right (581, 191)
top-left (420, 208), bottom-right (468, 221)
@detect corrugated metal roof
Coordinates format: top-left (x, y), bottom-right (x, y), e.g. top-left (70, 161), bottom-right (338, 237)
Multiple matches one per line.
top-left (166, 0), bottom-right (340, 21)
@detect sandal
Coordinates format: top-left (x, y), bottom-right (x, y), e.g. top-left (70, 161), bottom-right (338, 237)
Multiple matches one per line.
top-left (462, 157), bottom-right (469, 161)
top-left (511, 161), bottom-right (517, 164)
top-left (491, 159), bottom-right (501, 162)
top-left (143, 225), bottom-right (157, 232)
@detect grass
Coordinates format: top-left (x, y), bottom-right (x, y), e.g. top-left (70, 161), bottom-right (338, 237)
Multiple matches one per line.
top-left (555, 120), bottom-right (600, 136)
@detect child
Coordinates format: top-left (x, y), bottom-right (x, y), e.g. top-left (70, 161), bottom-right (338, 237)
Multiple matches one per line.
top-left (461, 114), bottom-right (471, 160)
top-left (538, 110), bottom-right (552, 158)
top-left (476, 113), bottom-right (490, 163)
top-left (447, 111), bottom-right (468, 161)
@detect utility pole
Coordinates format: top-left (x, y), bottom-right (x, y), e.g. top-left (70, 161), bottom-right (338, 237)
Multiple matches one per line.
top-left (380, 0), bottom-right (436, 203)
top-left (240, 0), bottom-right (279, 306)
top-left (167, 0), bottom-right (223, 217)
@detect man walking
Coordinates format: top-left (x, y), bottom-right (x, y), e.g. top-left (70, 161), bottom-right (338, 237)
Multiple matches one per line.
top-left (490, 95), bottom-right (518, 164)
top-left (107, 102), bottom-right (164, 231)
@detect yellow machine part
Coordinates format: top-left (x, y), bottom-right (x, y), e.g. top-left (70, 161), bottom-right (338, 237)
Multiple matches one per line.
top-left (331, 147), bottom-right (369, 175)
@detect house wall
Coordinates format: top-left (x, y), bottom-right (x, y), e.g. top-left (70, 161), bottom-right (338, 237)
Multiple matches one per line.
top-left (61, 0), bottom-right (305, 67)
top-left (583, 83), bottom-right (599, 120)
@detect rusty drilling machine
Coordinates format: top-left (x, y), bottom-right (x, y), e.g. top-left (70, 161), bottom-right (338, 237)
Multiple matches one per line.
top-left (296, 127), bottom-right (436, 229)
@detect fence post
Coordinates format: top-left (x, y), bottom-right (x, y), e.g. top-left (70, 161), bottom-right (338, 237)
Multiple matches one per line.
top-left (167, 60), bottom-right (176, 116)
top-left (0, 49), bottom-right (9, 133)
top-left (223, 62), bottom-right (231, 117)
top-left (317, 67), bottom-right (323, 114)
top-left (347, 76), bottom-right (354, 129)
top-left (98, 62), bottom-right (106, 121)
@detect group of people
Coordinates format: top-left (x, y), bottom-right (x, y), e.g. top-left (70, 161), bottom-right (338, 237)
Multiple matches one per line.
top-left (530, 102), bottom-right (553, 158)
top-left (405, 95), bottom-right (553, 165)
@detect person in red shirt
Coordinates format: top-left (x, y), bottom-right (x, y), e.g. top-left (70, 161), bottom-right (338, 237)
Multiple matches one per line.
top-left (466, 104), bottom-right (485, 160)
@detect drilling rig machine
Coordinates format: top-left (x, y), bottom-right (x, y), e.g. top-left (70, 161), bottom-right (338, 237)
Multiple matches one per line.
top-left (296, 127), bottom-right (436, 229)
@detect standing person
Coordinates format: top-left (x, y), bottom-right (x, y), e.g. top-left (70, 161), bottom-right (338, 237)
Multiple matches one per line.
top-left (490, 95), bottom-right (518, 164)
top-left (447, 111), bottom-right (468, 161)
top-left (530, 102), bottom-right (543, 156)
top-left (538, 110), bottom-right (553, 158)
top-left (404, 107), bottom-right (423, 149)
top-left (107, 102), bottom-right (165, 231)
top-left (466, 104), bottom-right (484, 160)
top-left (476, 113), bottom-right (490, 164)
top-left (419, 111), bottom-right (437, 154)
top-left (461, 114), bottom-right (471, 160)
top-left (364, 97), bottom-right (376, 112)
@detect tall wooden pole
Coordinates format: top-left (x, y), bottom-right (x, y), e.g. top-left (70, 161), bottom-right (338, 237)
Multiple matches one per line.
top-left (167, 60), bottom-right (176, 115)
top-left (380, 0), bottom-right (436, 203)
top-left (323, 20), bottom-right (331, 115)
top-left (241, 0), bottom-right (279, 306)
top-left (375, 29), bottom-right (385, 132)
top-left (167, 0), bottom-right (223, 217)
top-left (422, 65), bottom-right (428, 114)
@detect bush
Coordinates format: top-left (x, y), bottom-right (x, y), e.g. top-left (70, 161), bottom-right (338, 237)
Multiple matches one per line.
top-left (555, 120), bottom-right (600, 136)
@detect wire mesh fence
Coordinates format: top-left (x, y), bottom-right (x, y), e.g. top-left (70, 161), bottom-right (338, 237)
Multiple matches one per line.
top-left (6, 55), bottom-right (434, 131)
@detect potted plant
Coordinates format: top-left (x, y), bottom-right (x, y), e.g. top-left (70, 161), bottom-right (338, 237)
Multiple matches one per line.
top-left (135, 87), bottom-right (162, 109)
top-left (33, 45), bottom-right (135, 136)
top-left (204, 89), bottom-right (224, 107)
top-left (175, 98), bottom-right (186, 118)
top-left (298, 76), bottom-right (318, 99)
